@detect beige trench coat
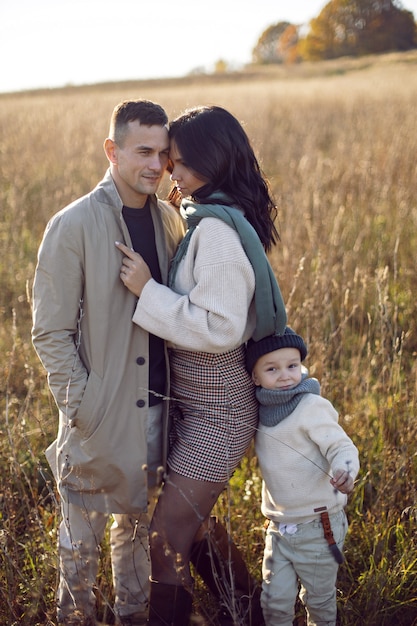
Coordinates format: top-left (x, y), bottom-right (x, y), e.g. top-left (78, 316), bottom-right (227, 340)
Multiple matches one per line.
top-left (32, 171), bottom-right (184, 514)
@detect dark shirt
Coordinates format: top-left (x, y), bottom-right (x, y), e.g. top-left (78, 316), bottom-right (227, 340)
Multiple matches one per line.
top-left (123, 202), bottom-right (165, 406)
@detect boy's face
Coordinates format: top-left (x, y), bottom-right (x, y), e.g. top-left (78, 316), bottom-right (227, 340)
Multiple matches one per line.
top-left (252, 347), bottom-right (302, 390)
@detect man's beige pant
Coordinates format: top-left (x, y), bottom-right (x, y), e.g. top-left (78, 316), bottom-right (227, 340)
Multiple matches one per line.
top-left (56, 404), bottom-right (162, 624)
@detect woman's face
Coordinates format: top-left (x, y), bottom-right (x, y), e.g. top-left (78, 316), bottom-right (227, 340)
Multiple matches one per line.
top-left (169, 139), bottom-right (208, 198)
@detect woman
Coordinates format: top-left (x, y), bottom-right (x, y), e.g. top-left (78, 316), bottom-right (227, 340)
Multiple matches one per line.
top-left (116, 105), bottom-right (287, 625)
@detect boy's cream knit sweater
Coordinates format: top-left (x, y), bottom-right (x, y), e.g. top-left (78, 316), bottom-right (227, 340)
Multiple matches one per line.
top-left (255, 393), bottom-right (360, 525)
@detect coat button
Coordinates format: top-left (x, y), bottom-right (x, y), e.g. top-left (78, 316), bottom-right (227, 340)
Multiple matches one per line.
top-left (136, 356), bottom-right (146, 365)
top-left (136, 399), bottom-right (146, 408)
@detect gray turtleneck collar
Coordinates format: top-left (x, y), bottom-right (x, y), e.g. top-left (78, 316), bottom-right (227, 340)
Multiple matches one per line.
top-left (256, 370), bottom-right (321, 427)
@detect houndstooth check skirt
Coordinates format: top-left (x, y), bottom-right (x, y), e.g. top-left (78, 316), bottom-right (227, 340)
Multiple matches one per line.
top-left (167, 345), bottom-right (258, 482)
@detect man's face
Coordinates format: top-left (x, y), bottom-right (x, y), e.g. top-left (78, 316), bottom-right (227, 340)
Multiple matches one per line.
top-left (108, 120), bottom-right (169, 208)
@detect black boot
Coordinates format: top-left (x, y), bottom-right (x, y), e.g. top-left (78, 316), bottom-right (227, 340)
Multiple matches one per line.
top-left (190, 517), bottom-right (265, 626)
top-left (147, 580), bottom-right (193, 626)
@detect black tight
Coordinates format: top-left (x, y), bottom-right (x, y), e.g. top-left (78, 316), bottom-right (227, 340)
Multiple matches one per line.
top-left (149, 470), bottom-right (226, 586)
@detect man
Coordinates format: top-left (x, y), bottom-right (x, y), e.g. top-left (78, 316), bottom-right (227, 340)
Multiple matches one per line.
top-left (32, 100), bottom-right (184, 626)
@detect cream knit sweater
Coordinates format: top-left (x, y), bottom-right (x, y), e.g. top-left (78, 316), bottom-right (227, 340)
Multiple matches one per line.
top-left (255, 393), bottom-right (360, 524)
top-left (133, 217), bottom-right (256, 353)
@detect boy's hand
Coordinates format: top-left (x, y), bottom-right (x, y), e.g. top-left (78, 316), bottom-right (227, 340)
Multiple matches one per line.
top-left (331, 469), bottom-right (354, 494)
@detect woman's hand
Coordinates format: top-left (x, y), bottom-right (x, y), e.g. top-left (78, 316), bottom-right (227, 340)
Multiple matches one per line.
top-left (115, 241), bottom-right (152, 297)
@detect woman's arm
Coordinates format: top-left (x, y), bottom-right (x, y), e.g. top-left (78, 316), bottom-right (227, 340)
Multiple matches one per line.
top-left (116, 220), bottom-right (256, 352)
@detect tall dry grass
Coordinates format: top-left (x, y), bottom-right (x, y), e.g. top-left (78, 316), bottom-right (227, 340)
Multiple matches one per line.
top-left (1, 51), bottom-right (417, 625)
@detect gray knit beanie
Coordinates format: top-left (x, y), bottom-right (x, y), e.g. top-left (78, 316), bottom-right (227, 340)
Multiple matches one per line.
top-left (246, 326), bottom-right (307, 373)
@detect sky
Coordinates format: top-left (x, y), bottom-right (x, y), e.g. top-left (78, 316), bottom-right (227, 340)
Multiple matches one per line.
top-left (1, 0), bottom-right (417, 94)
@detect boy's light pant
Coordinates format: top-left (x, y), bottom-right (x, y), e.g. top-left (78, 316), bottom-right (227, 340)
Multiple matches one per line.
top-left (261, 509), bottom-right (348, 626)
top-left (56, 404), bottom-right (162, 624)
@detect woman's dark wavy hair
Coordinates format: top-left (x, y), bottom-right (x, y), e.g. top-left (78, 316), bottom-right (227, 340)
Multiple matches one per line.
top-left (168, 105), bottom-right (279, 251)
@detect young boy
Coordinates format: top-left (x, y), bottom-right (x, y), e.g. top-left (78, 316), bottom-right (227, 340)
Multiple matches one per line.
top-left (246, 327), bottom-right (360, 626)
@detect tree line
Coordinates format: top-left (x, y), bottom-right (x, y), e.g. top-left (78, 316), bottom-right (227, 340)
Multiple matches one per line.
top-left (252, 0), bottom-right (416, 64)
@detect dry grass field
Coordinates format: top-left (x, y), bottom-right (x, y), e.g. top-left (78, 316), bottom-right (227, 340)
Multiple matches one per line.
top-left (1, 50), bottom-right (417, 625)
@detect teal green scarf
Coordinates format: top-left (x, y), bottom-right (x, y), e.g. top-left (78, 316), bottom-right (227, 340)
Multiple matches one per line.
top-left (168, 193), bottom-right (287, 341)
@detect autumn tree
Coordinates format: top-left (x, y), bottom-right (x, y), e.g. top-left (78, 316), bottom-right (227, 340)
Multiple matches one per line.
top-left (278, 24), bottom-right (301, 63)
top-left (301, 0), bottom-right (416, 60)
top-left (252, 21), bottom-right (300, 64)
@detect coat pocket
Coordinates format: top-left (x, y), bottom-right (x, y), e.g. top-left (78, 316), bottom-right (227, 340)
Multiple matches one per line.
top-left (73, 369), bottom-right (103, 437)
